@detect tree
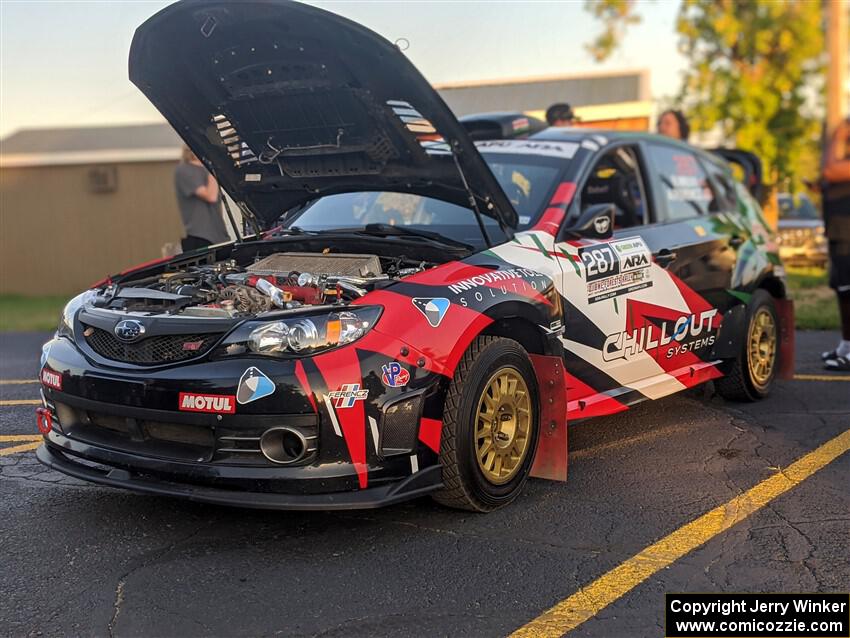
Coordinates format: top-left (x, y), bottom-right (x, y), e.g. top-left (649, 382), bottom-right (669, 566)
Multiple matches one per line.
top-left (676, 0), bottom-right (823, 189)
top-left (583, 0), bottom-right (641, 63)
top-left (584, 0), bottom-right (825, 189)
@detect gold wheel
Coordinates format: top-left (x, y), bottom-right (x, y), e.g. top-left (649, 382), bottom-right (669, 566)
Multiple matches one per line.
top-left (474, 366), bottom-right (532, 485)
top-left (747, 307), bottom-right (777, 387)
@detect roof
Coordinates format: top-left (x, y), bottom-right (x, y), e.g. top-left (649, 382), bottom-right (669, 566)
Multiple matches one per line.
top-left (435, 70), bottom-right (650, 117)
top-left (0, 123), bottom-right (181, 168)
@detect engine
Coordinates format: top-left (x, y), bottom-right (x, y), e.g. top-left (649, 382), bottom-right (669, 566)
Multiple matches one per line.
top-left (92, 252), bottom-right (426, 318)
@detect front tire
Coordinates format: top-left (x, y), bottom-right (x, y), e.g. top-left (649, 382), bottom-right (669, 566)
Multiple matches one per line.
top-left (716, 290), bottom-right (779, 401)
top-left (432, 336), bottom-right (539, 512)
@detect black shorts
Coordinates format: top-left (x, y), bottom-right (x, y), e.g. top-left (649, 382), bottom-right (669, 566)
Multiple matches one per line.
top-left (829, 240), bottom-right (850, 298)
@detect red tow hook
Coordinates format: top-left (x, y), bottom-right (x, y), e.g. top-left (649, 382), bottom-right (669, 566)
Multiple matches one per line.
top-left (36, 407), bottom-right (53, 435)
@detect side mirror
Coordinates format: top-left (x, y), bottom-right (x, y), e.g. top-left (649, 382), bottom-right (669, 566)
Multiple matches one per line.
top-left (563, 203), bottom-right (615, 240)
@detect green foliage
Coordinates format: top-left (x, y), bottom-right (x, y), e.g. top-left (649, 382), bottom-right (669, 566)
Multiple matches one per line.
top-left (584, 0), bottom-right (825, 190)
top-left (675, 0), bottom-right (824, 190)
top-left (0, 295), bottom-right (66, 333)
top-left (583, 0), bottom-right (641, 62)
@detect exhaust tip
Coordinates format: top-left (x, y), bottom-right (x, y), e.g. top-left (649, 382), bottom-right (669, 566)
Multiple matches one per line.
top-left (259, 427), bottom-right (307, 464)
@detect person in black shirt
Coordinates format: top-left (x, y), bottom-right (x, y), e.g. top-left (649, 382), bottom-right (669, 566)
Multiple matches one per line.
top-left (821, 118), bottom-right (850, 371)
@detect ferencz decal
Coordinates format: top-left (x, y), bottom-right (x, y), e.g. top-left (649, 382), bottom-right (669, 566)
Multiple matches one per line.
top-left (381, 362), bottom-right (410, 388)
top-left (40, 367), bottom-right (62, 390)
top-left (602, 309), bottom-right (719, 362)
top-left (179, 392), bottom-right (236, 414)
top-left (327, 384), bottom-right (369, 408)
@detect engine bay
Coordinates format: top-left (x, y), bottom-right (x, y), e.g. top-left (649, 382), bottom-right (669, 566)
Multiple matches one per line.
top-left (90, 251), bottom-right (429, 318)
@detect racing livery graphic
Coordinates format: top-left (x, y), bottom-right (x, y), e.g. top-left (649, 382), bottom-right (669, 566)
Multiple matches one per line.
top-left (35, 0), bottom-right (793, 512)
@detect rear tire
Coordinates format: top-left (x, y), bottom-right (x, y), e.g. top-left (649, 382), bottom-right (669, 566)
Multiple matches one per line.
top-left (716, 290), bottom-right (779, 402)
top-left (432, 336), bottom-right (539, 512)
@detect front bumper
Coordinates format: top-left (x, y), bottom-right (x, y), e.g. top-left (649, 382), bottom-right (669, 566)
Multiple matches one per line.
top-left (37, 443), bottom-right (441, 510)
top-left (36, 334), bottom-right (445, 508)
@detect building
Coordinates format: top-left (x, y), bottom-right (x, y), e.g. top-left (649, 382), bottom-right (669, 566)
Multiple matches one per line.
top-left (436, 69), bottom-right (652, 130)
top-left (0, 70), bottom-right (651, 296)
top-left (1, 124), bottom-right (188, 295)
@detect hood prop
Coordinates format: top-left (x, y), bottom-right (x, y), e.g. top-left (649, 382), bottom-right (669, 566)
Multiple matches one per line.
top-left (449, 140), bottom-right (514, 246)
top-left (450, 141), bottom-right (492, 247)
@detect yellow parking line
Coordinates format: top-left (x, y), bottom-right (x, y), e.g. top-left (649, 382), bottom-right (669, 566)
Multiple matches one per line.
top-left (0, 399), bottom-right (41, 406)
top-left (0, 435), bottom-right (41, 442)
top-left (0, 441), bottom-right (41, 456)
top-left (0, 379), bottom-right (37, 385)
top-left (792, 373), bottom-right (850, 382)
top-left (510, 428), bottom-right (850, 638)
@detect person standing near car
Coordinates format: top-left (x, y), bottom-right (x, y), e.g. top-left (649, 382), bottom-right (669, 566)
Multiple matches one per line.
top-left (174, 146), bottom-right (230, 252)
top-left (545, 103), bottom-right (577, 127)
top-left (821, 118), bottom-right (850, 371)
top-left (657, 109), bottom-right (690, 141)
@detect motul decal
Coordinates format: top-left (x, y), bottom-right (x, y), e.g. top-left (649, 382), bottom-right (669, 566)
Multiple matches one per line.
top-left (40, 367), bottom-right (62, 390)
top-left (179, 392), bottom-right (236, 414)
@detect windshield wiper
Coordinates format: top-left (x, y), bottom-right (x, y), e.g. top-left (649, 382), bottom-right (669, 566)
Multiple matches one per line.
top-left (321, 223), bottom-right (473, 251)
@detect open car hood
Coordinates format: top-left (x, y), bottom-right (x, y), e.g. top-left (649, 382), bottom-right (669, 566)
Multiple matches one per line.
top-left (129, 0), bottom-right (517, 230)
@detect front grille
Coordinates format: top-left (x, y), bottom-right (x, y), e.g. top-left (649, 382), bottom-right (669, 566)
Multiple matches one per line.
top-left (83, 326), bottom-right (222, 365)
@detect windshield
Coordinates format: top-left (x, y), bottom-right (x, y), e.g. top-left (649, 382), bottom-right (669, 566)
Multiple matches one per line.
top-left (278, 153), bottom-right (564, 248)
top-left (779, 194), bottom-right (819, 220)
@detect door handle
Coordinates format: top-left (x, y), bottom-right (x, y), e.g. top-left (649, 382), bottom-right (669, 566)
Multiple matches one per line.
top-left (655, 249), bottom-right (677, 267)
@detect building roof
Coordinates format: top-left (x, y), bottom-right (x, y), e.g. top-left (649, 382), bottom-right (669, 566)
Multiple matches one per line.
top-left (435, 69), bottom-right (650, 117)
top-left (0, 123), bottom-right (181, 168)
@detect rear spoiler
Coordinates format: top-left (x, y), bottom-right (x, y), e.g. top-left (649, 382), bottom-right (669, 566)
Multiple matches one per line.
top-left (460, 112), bottom-right (548, 141)
top-left (710, 148), bottom-right (765, 206)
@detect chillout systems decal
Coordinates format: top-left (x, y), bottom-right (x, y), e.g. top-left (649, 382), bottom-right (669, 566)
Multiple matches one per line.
top-left (603, 309), bottom-right (719, 361)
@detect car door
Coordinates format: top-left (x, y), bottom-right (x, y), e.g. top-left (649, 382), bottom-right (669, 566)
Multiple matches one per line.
top-left (553, 143), bottom-right (679, 410)
top-left (555, 141), bottom-right (731, 414)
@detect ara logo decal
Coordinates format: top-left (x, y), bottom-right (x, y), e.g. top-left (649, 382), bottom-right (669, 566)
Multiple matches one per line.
top-left (179, 392), bottom-right (236, 414)
top-left (412, 297), bottom-right (450, 328)
top-left (40, 367), bottom-right (62, 390)
top-left (381, 362), bottom-right (410, 388)
top-left (327, 384), bottom-right (369, 408)
top-left (237, 367), bottom-right (275, 404)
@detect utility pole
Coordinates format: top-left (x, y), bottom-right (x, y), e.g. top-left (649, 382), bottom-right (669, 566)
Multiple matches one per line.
top-left (826, 0), bottom-right (848, 137)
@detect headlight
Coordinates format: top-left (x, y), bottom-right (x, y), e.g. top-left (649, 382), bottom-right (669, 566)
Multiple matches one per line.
top-left (57, 290), bottom-right (98, 338)
top-left (224, 306), bottom-right (382, 357)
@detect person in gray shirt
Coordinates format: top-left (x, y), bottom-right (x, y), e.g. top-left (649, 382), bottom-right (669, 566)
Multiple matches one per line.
top-left (174, 146), bottom-right (230, 251)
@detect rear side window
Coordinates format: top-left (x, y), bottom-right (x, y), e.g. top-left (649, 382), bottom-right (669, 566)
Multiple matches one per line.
top-left (647, 144), bottom-right (715, 221)
top-left (701, 158), bottom-right (739, 212)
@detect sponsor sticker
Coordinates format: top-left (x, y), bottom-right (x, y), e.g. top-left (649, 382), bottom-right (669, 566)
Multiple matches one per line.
top-left (40, 367), bottom-right (62, 391)
top-left (179, 392), bottom-right (236, 414)
top-left (412, 297), bottom-right (450, 327)
top-left (602, 309), bottom-right (719, 362)
top-left (327, 383), bottom-right (369, 408)
top-left (237, 367), bottom-right (275, 404)
top-left (578, 236), bottom-right (653, 303)
top-left (381, 362), bottom-right (410, 388)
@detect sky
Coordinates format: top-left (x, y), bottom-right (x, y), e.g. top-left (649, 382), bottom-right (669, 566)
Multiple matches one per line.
top-left (0, 0), bottom-right (685, 139)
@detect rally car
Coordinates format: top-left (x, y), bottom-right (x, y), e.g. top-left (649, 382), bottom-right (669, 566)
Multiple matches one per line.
top-left (36, 0), bottom-right (793, 512)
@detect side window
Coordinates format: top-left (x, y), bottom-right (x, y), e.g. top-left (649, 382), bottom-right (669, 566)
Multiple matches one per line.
top-left (578, 145), bottom-right (649, 229)
top-left (647, 144), bottom-right (715, 221)
top-left (701, 158), bottom-right (739, 212)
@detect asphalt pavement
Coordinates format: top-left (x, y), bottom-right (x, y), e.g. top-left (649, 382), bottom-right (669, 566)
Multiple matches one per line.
top-left (1, 330), bottom-right (848, 637)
